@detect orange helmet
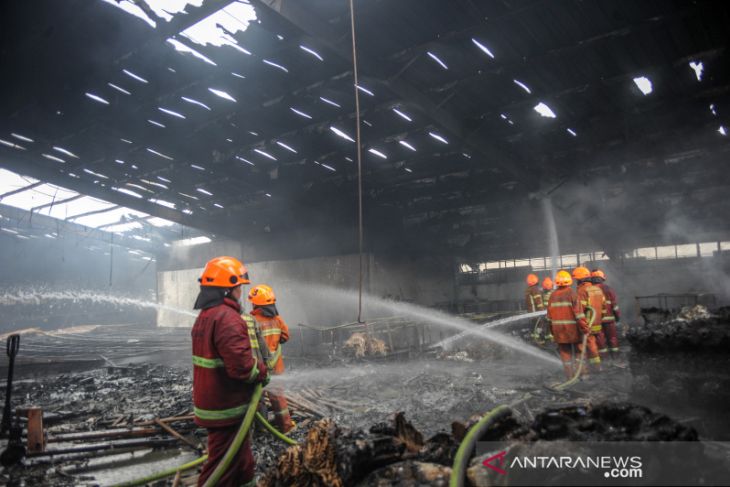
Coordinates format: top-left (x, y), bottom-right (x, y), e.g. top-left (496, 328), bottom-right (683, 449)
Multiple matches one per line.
top-left (555, 270), bottom-right (572, 287)
top-left (248, 284), bottom-right (276, 306)
top-left (572, 266), bottom-right (591, 280)
top-left (526, 273), bottom-right (539, 286)
top-left (542, 277), bottom-right (553, 291)
top-left (591, 269), bottom-right (606, 280)
top-left (199, 256), bottom-right (250, 287)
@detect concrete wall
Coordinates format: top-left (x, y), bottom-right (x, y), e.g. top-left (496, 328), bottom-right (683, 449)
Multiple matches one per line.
top-left (156, 250), bottom-right (454, 327)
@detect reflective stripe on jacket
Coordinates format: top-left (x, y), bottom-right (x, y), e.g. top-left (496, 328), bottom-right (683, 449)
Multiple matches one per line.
top-left (191, 297), bottom-right (265, 428)
top-left (577, 283), bottom-right (605, 333)
top-left (525, 285), bottom-right (545, 312)
top-left (546, 287), bottom-right (582, 344)
top-left (597, 283), bottom-right (620, 322)
top-left (250, 309), bottom-right (290, 374)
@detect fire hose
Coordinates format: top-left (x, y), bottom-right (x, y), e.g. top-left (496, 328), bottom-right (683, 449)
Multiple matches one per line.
top-left (552, 305), bottom-right (596, 391)
top-left (115, 324), bottom-right (296, 487)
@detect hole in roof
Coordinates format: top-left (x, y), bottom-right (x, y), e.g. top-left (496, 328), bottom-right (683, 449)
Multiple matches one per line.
top-left (213, 203), bottom-right (224, 209)
top-left (42, 153), bottom-right (65, 163)
top-left (263, 59), bottom-right (288, 73)
top-left (710, 104), bottom-right (717, 116)
top-left (53, 147), bottom-right (79, 159)
top-left (290, 107), bottom-right (312, 119)
top-left (0, 139), bottom-right (26, 150)
top-left (208, 88), bottom-right (237, 102)
top-left (179, 192), bottom-right (200, 201)
top-left (10, 133), bottom-right (33, 143)
top-left (462, 153), bottom-right (471, 159)
top-left (264, 193), bottom-right (272, 198)
top-left (330, 126), bottom-right (355, 143)
top-left (248, 131), bottom-right (258, 136)
top-left (121, 138), bottom-right (133, 144)
top-left (126, 183), bottom-right (153, 194)
top-left (226, 138), bottom-right (233, 143)
top-left (167, 38), bottom-right (217, 66)
top-left (168, 67), bottom-right (177, 73)
top-left (362, 120), bottom-right (372, 127)
top-left (85, 93), bottom-right (110, 105)
top-left (500, 113), bottom-right (515, 125)
top-left (276, 141), bottom-right (297, 153)
top-left (196, 188), bottom-right (213, 196)
top-left (191, 164), bottom-right (206, 171)
top-left (101, 0), bottom-right (157, 27)
top-left (392, 108), bottom-right (412, 122)
top-left (299, 45), bottom-right (323, 61)
top-left (427, 51), bottom-right (448, 70)
top-left (356, 85), bottom-right (374, 96)
top-left (83, 169), bottom-right (109, 179)
top-left (513, 79), bottom-right (531, 94)
top-left (115, 159), bottom-right (125, 164)
top-left (276, 34), bottom-right (284, 41)
top-left (533, 102), bottom-right (557, 118)
top-left (633, 76), bottom-right (652, 95)
top-left (180, 0), bottom-right (256, 54)
top-left (232, 72), bottom-right (246, 79)
top-left (254, 149), bottom-right (277, 161)
top-left (158, 176), bottom-right (172, 183)
top-left (181, 96), bottom-right (211, 110)
top-left (141, 179), bottom-right (168, 189)
top-left (689, 61), bottom-right (704, 81)
top-left (144, 0), bottom-right (203, 22)
top-left (150, 198), bottom-right (176, 209)
top-left (236, 156), bottom-right (255, 166)
top-left (405, 168), bottom-right (413, 173)
top-left (719, 126), bottom-right (727, 136)
top-left (146, 148), bottom-right (174, 160)
top-left (113, 187), bottom-right (143, 198)
top-left (320, 163), bottom-right (336, 172)
top-left (566, 128), bottom-right (577, 137)
top-left (158, 107), bottom-right (186, 119)
top-left (148, 120), bottom-right (166, 128)
top-left (345, 157), bottom-right (353, 162)
top-left (123, 69), bottom-right (148, 83)
top-left (471, 38), bottom-right (495, 59)
top-left (368, 148), bottom-right (387, 159)
top-left (108, 83), bottom-right (131, 95)
top-left (320, 97), bottom-right (341, 108)
top-left (428, 132), bottom-right (448, 144)
top-left (399, 140), bottom-right (417, 151)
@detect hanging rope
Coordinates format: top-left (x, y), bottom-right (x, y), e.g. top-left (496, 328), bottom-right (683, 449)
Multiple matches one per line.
top-left (349, 0), bottom-right (365, 324)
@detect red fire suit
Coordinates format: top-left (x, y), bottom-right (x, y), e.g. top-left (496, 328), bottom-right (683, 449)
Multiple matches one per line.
top-left (251, 307), bottom-right (293, 433)
top-left (525, 285), bottom-right (545, 312)
top-left (576, 281), bottom-right (605, 370)
top-left (596, 282), bottom-right (620, 354)
top-left (192, 297), bottom-right (268, 487)
top-left (546, 286), bottom-right (590, 379)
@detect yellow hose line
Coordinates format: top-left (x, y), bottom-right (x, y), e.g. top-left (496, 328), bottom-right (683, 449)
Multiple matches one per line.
top-left (553, 307), bottom-right (594, 390)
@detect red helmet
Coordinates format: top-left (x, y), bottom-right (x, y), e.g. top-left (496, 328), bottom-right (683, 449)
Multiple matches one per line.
top-left (199, 256), bottom-right (250, 287)
top-left (542, 277), bottom-right (554, 291)
top-left (526, 274), bottom-right (539, 286)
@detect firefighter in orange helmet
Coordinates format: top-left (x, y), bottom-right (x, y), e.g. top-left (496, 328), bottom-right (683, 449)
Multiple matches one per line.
top-left (545, 270), bottom-right (585, 379)
top-left (573, 266), bottom-right (605, 373)
top-left (248, 284), bottom-right (293, 433)
top-left (524, 274), bottom-right (544, 312)
top-left (191, 257), bottom-right (267, 486)
top-left (591, 269), bottom-right (621, 359)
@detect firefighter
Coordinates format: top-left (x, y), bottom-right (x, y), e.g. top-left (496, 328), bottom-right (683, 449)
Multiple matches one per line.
top-left (573, 266), bottom-right (605, 372)
top-left (591, 269), bottom-right (621, 359)
top-left (541, 277), bottom-right (554, 341)
top-left (524, 273), bottom-right (544, 312)
top-left (191, 256), bottom-right (268, 487)
top-left (248, 284), bottom-right (294, 433)
top-left (546, 270), bottom-right (585, 379)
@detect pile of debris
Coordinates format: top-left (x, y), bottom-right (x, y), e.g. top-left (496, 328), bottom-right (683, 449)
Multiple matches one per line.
top-left (627, 305), bottom-right (730, 437)
top-left (343, 332), bottom-right (388, 358)
top-left (259, 402), bottom-right (717, 486)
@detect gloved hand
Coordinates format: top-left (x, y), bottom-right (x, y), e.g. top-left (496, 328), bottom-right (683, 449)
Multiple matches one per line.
top-left (262, 374), bottom-right (271, 388)
top-left (258, 362), bottom-right (270, 387)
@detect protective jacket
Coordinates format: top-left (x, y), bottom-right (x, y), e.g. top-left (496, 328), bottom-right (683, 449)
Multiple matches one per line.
top-left (525, 285), bottom-right (545, 312)
top-left (577, 282), bottom-right (605, 334)
top-left (596, 283), bottom-right (620, 323)
top-left (250, 306), bottom-right (290, 375)
top-left (191, 297), bottom-right (267, 428)
top-left (546, 286), bottom-right (584, 343)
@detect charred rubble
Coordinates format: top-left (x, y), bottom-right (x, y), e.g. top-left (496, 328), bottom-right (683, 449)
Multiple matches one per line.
top-left (626, 305), bottom-right (730, 437)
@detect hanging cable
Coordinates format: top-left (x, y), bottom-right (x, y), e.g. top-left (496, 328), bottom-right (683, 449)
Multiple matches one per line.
top-left (349, 0), bottom-right (365, 324)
